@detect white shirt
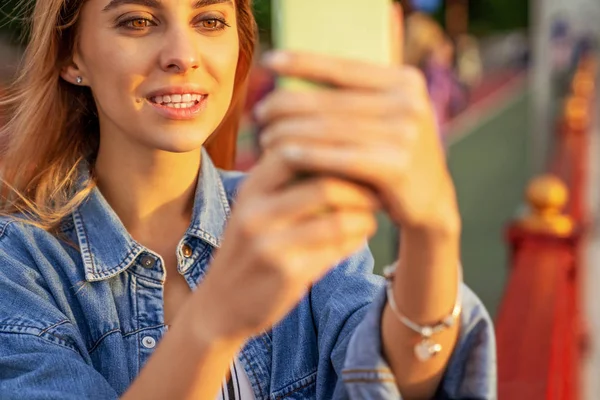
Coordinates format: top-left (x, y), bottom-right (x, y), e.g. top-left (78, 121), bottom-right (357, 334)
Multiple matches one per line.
top-left (216, 357), bottom-right (255, 400)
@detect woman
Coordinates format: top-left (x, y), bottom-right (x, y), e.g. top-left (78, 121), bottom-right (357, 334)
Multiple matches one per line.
top-left (0, 0), bottom-right (495, 399)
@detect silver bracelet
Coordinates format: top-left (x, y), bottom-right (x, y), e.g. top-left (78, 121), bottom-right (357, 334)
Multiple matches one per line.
top-left (383, 263), bottom-right (462, 362)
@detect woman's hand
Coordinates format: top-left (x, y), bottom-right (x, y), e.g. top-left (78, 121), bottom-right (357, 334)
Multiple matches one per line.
top-left (255, 53), bottom-right (459, 236)
top-left (193, 154), bottom-right (380, 341)
top-left (254, 8), bottom-right (463, 397)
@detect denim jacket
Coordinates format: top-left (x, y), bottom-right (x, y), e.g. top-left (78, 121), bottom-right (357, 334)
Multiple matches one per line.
top-left (0, 150), bottom-right (496, 399)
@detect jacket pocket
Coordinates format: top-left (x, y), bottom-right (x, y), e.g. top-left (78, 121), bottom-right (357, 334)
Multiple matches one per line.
top-left (270, 370), bottom-right (317, 400)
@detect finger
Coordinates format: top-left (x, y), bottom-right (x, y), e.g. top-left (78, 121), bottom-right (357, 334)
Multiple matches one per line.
top-left (277, 143), bottom-right (410, 189)
top-left (235, 177), bottom-right (380, 236)
top-left (254, 71), bottom-right (429, 125)
top-left (283, 210), bottom-right (377, 248)
top-left (237, 151), bottom-right (296, 198)
top-left (259, 117), bottom-right (418, 150)
top-left (391, 2), bottom-right (404, 66)
top-left (254, 89), bottom-right (399, 124)
top-left (264, 210), bottom-right (377, 279)
top-left (262, 51), bottom-right (403, 91)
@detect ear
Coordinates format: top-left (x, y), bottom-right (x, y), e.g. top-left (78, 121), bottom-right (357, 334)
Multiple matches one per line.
top-left (60, 52), bottom-right (86, 85)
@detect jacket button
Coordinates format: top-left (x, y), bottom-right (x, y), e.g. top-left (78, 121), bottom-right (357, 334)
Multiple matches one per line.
top-left (140, 255), bottom-right (156, 269)
top-left (181, 244), bottom-right (193, 258)
top-left (142, 336), bottom-right (156, 349)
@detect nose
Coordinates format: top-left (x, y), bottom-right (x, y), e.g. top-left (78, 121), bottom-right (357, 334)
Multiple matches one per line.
top-left (159, 28), bottom-right (200, 74)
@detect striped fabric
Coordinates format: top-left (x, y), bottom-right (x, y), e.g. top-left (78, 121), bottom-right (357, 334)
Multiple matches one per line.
top-left (217, 358), bottom-right (254, 400)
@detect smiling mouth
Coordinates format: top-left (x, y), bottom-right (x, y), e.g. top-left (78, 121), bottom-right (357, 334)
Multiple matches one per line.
top-left (148, 94), bottom-right (207, 109)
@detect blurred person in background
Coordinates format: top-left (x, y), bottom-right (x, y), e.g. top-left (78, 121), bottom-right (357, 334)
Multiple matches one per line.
top-left (550, 17), bottom-right (572, 80)
top-left (456, 34), bottom-right (483, 89)
top-left (405, 12), bottom-right (468, 147)
top-left (0, 1), bottom-right (495, 399)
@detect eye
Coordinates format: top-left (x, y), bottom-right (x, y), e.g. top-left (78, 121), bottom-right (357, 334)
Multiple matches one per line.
top-left (197, 18), bottom-right (230, 31)
top-left (118, 17), bottom-right (157, 30)
top-left (129, 18), bottom-right (151, 29)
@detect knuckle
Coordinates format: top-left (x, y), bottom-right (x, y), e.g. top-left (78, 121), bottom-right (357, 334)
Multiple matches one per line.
top-left (269, 90), bottom-right (290, 105)
top-left (294, 91), bottom-right (319, 111)
top-left (236, 180), bottom-right (252, 201)
top-left (252, 236), bottom-right (281, 267)
top-left (405, 100), bottom-right (429, 118)
top-left (262, 91), bottom-right (294, 116)
top-left (266, 120), bottom-right (288, 139)
top-left (236, 202), bottom-right (266, 238)
top-left (329, 212), bottom-right (348, 237)
top-left (398, 121), bottom-right (419, 142)
top-left (403, 66), bottom-right (427, 88)
top-left (254, 241), bottom-right (301, 283)
top-left (367, 214), bottom-right (378, 233)
top-left (390, 92), bottom-right (407, 110)
top-left (314, 178), bottom-right (338, 207)
top-left (312, 117), bottom-right (335, 135)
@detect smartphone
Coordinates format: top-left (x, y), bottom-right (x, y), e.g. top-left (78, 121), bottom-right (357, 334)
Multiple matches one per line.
top-left (271, 0), bottom-right (394, 90)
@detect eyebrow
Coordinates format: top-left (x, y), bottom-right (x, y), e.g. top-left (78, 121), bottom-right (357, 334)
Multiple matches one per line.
top-left (102, 0), bottom-right (234, 12)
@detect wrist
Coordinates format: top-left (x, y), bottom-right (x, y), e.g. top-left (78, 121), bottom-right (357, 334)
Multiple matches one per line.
top-left (400, 178), bottom-right (461, 241)
top-left (180, 287), bottom-right (247, 355)
top-left (401, 207), bottom-right (460, 247)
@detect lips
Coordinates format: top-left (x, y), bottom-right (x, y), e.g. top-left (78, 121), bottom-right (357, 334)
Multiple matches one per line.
top-left (144, 86), bottom-right (210, 119)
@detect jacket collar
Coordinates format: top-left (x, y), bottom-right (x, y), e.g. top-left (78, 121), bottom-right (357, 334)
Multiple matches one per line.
top-left (73, 148), bottom-right (231, 282)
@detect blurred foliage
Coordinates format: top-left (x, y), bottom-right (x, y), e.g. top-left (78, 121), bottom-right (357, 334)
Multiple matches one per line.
top-left (0, 0), bottom-right (28, 42)
top-left (251, 0), bottom-right (528, 43)
top-left (252, 0), bottom-right (272, 45)
top-left (468, 0), bottom-right (529, 35)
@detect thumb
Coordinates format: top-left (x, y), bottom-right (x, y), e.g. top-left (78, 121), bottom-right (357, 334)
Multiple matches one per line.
top-left (390, 2), bottom-right (405, 66)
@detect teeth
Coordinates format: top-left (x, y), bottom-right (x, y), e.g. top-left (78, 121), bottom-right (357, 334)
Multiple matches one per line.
top-left (152, 93), bottom-right (204, 105)
top-left (164, 102), bottom-right (196, 109)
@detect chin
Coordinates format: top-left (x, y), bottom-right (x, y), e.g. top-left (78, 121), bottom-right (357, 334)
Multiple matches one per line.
top-left (147, 126), bottom-right (214, 154)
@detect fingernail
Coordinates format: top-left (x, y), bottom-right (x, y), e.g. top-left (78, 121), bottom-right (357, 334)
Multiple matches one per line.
top-left (253, 101), bottom-right (268, 123)
top-left (281, 145), bottom-right (303, 161)
top-left (259, 132), bottom-right (272, 149)
top-left (262, 51), bottom-right (290, 68)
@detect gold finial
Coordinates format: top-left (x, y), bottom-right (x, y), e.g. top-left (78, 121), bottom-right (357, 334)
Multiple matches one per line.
top-left (579, 57), bottom-right (598, 76)
top-left (572, 71), bottom-right (596, 99)
top-left (521, 175), bottom-right (574, 236)
top-left (565, 95), bottom-right (591, 131)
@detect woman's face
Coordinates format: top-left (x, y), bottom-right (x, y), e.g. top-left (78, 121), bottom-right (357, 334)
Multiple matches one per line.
top-left (64, 0), bottom-right (240, 153)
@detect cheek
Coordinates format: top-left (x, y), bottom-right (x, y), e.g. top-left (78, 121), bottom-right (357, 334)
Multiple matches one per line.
top-left (202, 35), bottom-right (240, 97)
top-left (80, 32), bottom-right (148, 109)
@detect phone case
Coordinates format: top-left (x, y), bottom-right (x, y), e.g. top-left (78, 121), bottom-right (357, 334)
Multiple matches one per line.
top-left (271, 0), bottom-right (393, 90)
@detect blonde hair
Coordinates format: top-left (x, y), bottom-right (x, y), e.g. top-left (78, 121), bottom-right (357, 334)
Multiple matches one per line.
top-left (0, 0), bottom-right (256, 231)
top-left (404, 12), bottom-right (445, 67)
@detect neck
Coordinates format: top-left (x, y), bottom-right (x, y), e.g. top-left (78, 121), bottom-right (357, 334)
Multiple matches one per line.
top-left (94, 143), bottom-right (202, 238)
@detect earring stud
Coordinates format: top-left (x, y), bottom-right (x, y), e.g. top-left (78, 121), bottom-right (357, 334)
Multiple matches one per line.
top-left (76, 76), bottom-right (83, 84)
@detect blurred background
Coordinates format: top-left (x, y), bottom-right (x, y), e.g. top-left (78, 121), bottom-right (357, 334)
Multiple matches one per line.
top-left (1, 0), bottom-right (600, 398)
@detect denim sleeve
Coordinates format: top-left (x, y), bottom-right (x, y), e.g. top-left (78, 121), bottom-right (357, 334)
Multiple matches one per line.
top-left (0, 330), bottom-right (119, 399)
top-left (0, 231), bottom-right (118, 399)
top-left (308, 246), bottom-right (388, 398)
top-left (341, 284), bottom-right (497, 400)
